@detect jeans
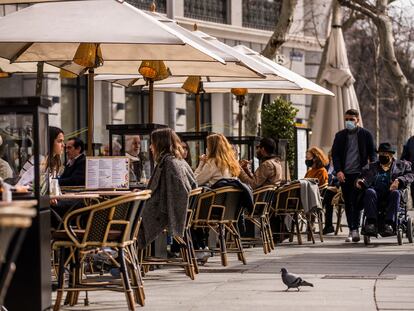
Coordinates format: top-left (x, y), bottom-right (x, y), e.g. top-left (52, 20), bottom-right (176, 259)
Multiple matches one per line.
top-left (340, 173), bottom-right (362, 230)
top-left (363, 188), bottom-right (400, 224)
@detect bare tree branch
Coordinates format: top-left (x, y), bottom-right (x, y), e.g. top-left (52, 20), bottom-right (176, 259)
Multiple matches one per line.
top-left (338, 0), bottom-right (378, 19)
top-left (244, 0), bottom-right (298, 135)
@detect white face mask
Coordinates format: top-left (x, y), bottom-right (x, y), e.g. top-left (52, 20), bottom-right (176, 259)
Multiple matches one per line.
top-left (345, 120), bottom-right (356, 130)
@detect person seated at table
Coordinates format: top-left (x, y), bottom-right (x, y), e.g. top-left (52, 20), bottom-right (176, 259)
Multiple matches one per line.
top-left (0, 135), bottom-right (13, 181)
top-left (125, 135), bottom-right (148, 183)
top-left (138, 128), bottom-right (197, 249)
top-left (18, 126), bottom-right (65, 193)
top-left (181, 140), bottom-right (192, 168)
top-left (356, 143), bottom-right (414, 236)
top-left (192, 134), bottom-right (240, 260)
top-left (239, 137), bottom-right (282, 189)
top-left (304, 146), bottom-right (329, 186)
top-left (194, 133), bottom-right (240, 187)
top-left (58, 137), bottom-right (85, 186)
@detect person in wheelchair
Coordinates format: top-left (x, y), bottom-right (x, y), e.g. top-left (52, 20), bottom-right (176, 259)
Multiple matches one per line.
top-left (356, 143), bottom-right (414, 236)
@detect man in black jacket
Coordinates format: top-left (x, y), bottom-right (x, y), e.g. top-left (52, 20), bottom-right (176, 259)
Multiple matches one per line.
top-left (58, 137), bottom-right (86, 186)
top-left (356, 143), bottom-right (414, 236)
top-left (331, 109), bottom-right (376, 242)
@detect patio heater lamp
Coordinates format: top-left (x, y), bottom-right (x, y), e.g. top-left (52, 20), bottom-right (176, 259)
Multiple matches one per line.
top-left (231, 88), bottom-right (248, 137)
top-left (72, 43), bottom-right (103, 156)
top-left (0, 68), bottom-right (10, 78)
top-left (182, 75), bottom-right (204, 132)
top-left (139, 60), bottom-right (171, 123)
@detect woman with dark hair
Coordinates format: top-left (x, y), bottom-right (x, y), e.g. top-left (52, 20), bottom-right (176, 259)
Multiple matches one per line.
top-left (181, 140), bottom-right (192, 168)
top-left (304, 146), bottom-right (329, 186)
top-left (18, 126), bottom-right (65, 188)
top-left (138, 128), bottom-right (197, 248)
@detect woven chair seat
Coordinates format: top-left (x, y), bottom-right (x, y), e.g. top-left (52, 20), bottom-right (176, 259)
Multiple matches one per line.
top-left (52, 229), bottom-right (123, 242)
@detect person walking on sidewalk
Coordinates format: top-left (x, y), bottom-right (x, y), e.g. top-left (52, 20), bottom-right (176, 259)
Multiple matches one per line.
top-left (331, 109), bottom-right (376, 242)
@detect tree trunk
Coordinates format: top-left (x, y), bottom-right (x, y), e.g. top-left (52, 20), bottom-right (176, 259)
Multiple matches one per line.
top-left (244, 0), bottom-right (298, 136)
top-left (375, 13), bottom-right (414, 153)
top-left (338, 0), bottom-right (414, 154)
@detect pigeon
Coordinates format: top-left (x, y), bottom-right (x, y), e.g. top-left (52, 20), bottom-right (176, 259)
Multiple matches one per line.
top-left (280, 268), bottom-right (314, 291)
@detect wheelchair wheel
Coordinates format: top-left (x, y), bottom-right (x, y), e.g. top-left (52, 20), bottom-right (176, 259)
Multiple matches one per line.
top-left (364, 235), bottom-right (370, 245)
top-left (407, 217), bottom-right (413, 243)
top-left (397, 229), bottom-right (403, 245)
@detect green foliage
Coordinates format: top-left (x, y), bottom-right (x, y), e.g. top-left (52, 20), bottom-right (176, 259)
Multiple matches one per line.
top-left (261, 97), bottom-right (298, 177)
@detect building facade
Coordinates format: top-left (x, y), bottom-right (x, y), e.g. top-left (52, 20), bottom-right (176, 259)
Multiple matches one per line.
top-left (0, 0), bottom-right (330, 146)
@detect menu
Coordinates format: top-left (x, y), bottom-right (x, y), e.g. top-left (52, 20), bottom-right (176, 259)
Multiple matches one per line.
top-left (85, 157), bottom-right (129, 189)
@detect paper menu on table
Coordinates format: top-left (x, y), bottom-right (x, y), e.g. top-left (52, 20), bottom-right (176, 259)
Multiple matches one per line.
top-left (85, 157), bottom-right (129, 189)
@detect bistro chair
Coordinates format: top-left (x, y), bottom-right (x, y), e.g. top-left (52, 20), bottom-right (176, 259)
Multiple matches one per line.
top-left (191, 186), bottom-right (244, 266)
top-left (140, 187), bottom-right (203, 280)
top-left (52, 191), bottom-right (151, 311)
top-left (271, 181), bottom-right (323, 245)
top-left (332, 189), bottom-right (345, 235)
top-left (243, 185), bottom-right (277, 254)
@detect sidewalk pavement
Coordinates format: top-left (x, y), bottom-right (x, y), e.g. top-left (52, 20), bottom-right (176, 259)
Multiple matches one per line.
top-left (54, 231), bottom-right (414, 311)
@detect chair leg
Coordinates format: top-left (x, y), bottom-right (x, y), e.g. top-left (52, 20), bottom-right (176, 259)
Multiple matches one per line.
top-left (306, 215), bottom-right (316, 244)
top-left (335, 205), bottom-right (343, 235)
top-left (231, 224), bottom-right (246, 265)
top-left (294, 213), bottom-right (302, 245)
top-left (260, 217), bottom-right (269, 254)
top-left (127, 245), bottom-right (145, 307)
top-left (186, 228), bottom-right (199, 274)
top-left (265, 217), bottom-right (275, 250)
top-left (53, 248), bottom-right (66, 311)
top-left (119, 248), bottom-right (136, 311)
top-left (317, 210), bottom-right (324, 242)
top-left (218, 224), bottom-right (228, 266)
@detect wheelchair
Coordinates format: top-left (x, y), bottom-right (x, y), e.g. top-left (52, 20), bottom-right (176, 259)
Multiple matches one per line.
top-left (361, 187), bottom-right (414, 245)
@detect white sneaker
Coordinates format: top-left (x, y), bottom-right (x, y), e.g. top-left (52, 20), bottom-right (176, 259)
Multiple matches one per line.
top-left (351, 230), bottom-right (360, 242)
top-left (345, 233), bottom-right (352, 242)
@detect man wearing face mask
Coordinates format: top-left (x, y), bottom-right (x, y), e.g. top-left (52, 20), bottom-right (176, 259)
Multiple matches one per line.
top-left (356, 143), bottom-right (414, 236)
top-left (331, 109), bottom-right (376, 242)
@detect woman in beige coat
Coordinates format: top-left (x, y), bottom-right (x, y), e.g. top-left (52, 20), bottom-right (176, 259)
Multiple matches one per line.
top-left (194, 133), bottom-right (240, 186)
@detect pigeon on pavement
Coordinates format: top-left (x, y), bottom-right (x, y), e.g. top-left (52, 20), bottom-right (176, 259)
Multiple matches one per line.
top-left (280, 268), bottom-right (314, 291)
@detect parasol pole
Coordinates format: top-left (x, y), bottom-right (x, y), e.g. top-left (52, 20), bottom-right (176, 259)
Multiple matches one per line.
top-left (87, 68), bottom-right (94, 156)
top-left (149, 79), bottom-right (154, 123)
top-left (195, 92), bottom-right (201, 132)
top-left (35, 61), bottom-right (44, 96)
top-left (237, 95), bottom-right (245, 138)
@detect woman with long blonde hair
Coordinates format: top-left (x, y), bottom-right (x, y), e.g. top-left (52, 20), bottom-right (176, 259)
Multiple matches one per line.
top-left (195, 133), bottom-right (240, 186)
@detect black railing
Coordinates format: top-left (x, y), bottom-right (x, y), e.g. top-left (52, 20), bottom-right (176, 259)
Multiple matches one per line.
top-left (126, 0), bottom-right (166, 13)
top-left (184, 0), bottom-right (228, 24)
top-left (242, 0), bottom-right (282, 31)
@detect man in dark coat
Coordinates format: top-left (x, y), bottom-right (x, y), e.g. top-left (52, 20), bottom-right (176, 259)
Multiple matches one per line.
top-left (58, 137), bottom-right (86, 186)
top-left (331, 109), bottom-right (376, 243)
top-left (356, 143), bottom-right (414, 236)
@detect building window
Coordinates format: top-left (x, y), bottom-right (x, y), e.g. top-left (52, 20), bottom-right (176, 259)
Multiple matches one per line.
top-left (125, 86), bottom-right (149, 124)
top-left (61, 77), bottom-right (87, 142)
top-left (184, 0), bottom-right (228, 24)
top-left (242, 0), bottom-right (282, 31)
top-left (186, 94), bottom-right (212, 132)
top-left (126, 0), bottom-right (166, 13)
